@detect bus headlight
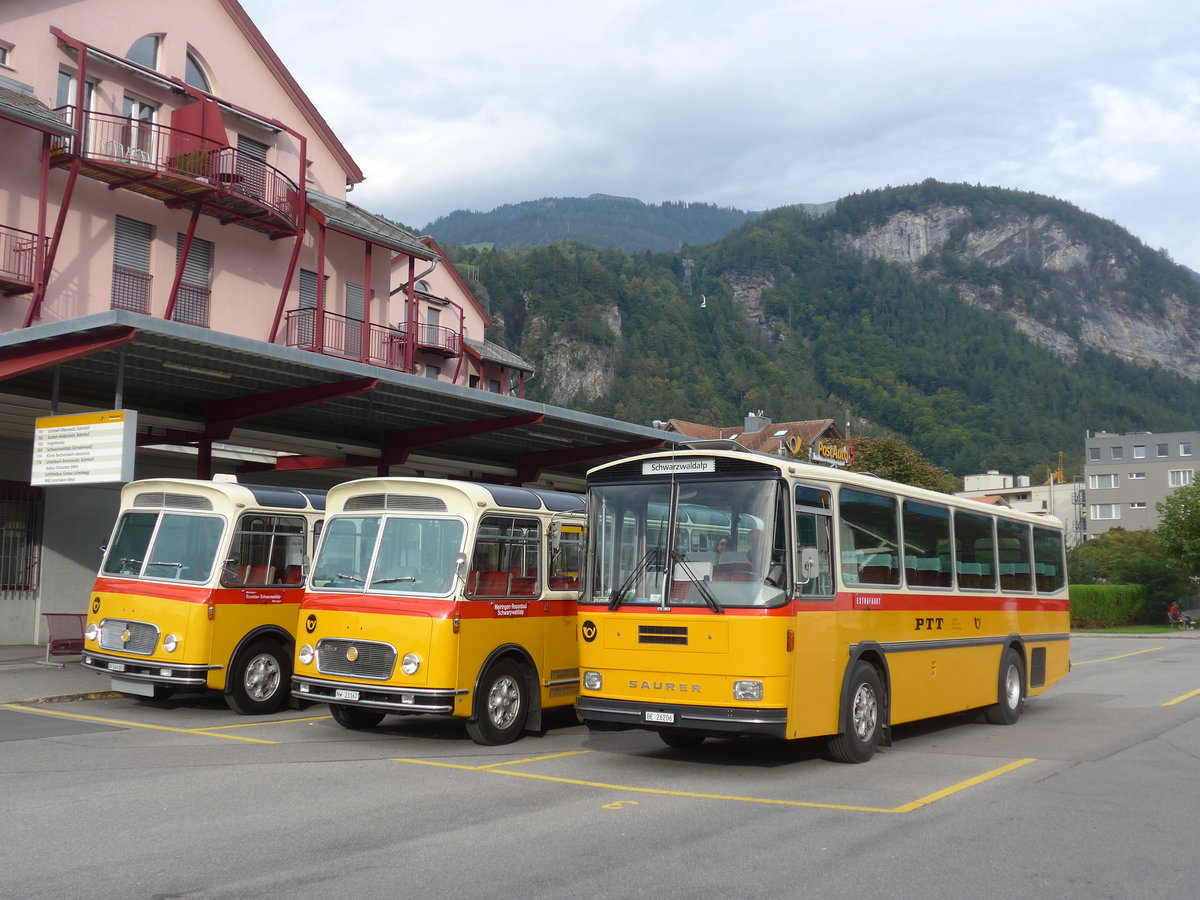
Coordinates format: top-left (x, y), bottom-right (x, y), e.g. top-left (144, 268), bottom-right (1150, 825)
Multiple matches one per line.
top-left (85, 623), bottom-right (99, 642)
top-left (163, 634), bottom-right (180, 653)
top-left (401, 653), bottom-right (421, 675)
top-left (583, 670), bottom-right (602, 691)
top-left (733, 680), bottom-right (763, 701)
top-left (298, 644), bottom-right (315, 665)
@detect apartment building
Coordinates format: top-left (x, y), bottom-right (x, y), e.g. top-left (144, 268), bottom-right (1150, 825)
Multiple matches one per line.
top-left (1083, 430), bottom-right (1200, 538)
top-left (0, 1), bottom-right (664, 645)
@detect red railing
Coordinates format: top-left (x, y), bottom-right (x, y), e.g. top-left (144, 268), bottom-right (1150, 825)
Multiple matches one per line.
top-left (0, 225), bottom-right (41, 289)
top-left (110, 265), bottom-right (151, 313)
top-left (285, 308), bottom-right (407, 368)
top-left (395, 322), bottom-right (463, 357)
top-left (172, 284), bottom-right (210, 328)
top-left (53, 107), bottom-right (302, 230)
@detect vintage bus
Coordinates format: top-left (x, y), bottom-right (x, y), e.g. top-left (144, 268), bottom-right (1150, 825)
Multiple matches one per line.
top-left (292, 478), bottom-right (586, 745)
top-left (82, 477), bottom-right (325, 714)
top-left (574, 446), bottom-right (1070, 762)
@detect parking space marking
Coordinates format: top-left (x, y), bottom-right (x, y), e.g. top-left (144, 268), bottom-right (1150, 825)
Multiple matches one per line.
top-left (195, 714), bottom-right (332, 731)
top-left (392, 752), bottom-right (1037, 814)
top-left (1074, 647), bottom-right (1163, 666)
top-left (1, 703), bottom-right (279, 744)
top-left (1163, 687), bottom-right (1200, 707)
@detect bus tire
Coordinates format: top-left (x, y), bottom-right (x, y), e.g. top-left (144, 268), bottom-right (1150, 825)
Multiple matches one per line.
top-left (225, 638), bottom-right (291, 715)
top-left (984, 647), bottom-right (1025, 725)
top-left (659, 731), bottom-right (706, 749)
top-left (827, 660), bottom-right (883, 764)
top-left (329, 703), bottom-right (385, 730)
top-left (466, 658), bottom-right (528, 745)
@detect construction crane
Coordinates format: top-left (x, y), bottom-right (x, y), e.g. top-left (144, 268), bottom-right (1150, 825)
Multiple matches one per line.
top-left (1045, 451), bottom-right (1066, 485)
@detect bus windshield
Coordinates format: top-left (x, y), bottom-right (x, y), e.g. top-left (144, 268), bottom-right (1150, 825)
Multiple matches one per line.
top-left (101, 511), bottom-right (225, 583)
top-left (585, 477), bottom-right (788, 609)
top-left (310, 515), bottom-right (466, 595)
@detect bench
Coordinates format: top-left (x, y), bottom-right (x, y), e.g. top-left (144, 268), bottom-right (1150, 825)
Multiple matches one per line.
top-left (39, 612), bottom-right (86, 667)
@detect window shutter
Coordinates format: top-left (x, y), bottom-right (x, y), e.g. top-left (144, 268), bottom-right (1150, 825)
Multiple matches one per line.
top-left (114, 216), bottom-right (152, 272)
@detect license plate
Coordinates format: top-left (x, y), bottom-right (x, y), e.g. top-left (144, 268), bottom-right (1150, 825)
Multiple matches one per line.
top-left (645, 710), bottom-right (675, 724)
top-left (108, 662), bottom-right (126, 672)
top-left (334, 689), bottom-right (359, 702)
top-left (111, 676), bottom-right (154, 697)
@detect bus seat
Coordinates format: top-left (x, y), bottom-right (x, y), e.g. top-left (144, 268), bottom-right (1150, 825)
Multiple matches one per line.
top-left (283, 565), bottom-right (303, 585)
top-left (472, 571), bottom-right (509, 596)
top-left (247, 565), bottom-right (275, 585)
top-left (548, 575), bottom-right (579, 591)
top-left (510, 576), bottom-right (537, 596)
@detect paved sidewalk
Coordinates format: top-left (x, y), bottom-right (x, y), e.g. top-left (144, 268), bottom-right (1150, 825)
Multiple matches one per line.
top-left (0, 645), bottom-right (116, 704)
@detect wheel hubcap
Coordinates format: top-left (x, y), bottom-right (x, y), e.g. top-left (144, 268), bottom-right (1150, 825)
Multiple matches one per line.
top-left (851, 682), bottom-right (878, 741)
top-left (487, 674), bottom-right (520, 728)
top-left (245, 653), bottom-right (280, 701)
top-left (1003, 664), bottom-right (1020, 708)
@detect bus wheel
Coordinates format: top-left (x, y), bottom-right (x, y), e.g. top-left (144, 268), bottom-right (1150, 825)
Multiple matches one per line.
top-left (827, 660), bottom-right (883, 764)
top-left (659, 731), bottom-right (705, 749)
top-left (329, 704), bottom-right (385, 730)
top-left (984, 647), bottom-right (1025, 725)
top-left (226, 638), bottom-right (291, 715)
top-left (466, 659), bottom-right (528, 745)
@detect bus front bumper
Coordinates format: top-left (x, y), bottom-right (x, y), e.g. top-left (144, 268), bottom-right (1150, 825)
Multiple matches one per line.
top-left (292, 675), bottom-right (461, 715)
top-left (575, 695), bottom-right (788, 738)
top-left (81, 651), bottom-right (217, 686)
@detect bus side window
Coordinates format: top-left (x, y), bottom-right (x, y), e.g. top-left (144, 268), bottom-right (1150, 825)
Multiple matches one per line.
top-left (795, 485), bottom-right (833, 597)
top-left (467, 516), bottom-right (540, 599)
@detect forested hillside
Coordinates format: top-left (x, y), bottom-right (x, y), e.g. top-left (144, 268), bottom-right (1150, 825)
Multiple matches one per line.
top-left (424, 195), bottom-right (759, 253)
top-left (450, 182), bottom-right (1200, 478)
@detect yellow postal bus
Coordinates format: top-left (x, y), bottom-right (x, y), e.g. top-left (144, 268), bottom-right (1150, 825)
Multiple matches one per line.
top-left (292, 477), bottom-right (586, 745)
top-left (82, 478), bottom-right (325, 713)
top-left (575, 446), bottom-right (1069, 762)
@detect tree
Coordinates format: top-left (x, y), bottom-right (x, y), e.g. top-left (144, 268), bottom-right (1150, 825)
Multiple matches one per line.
top-left (1069, 527), bottom-right (1191, 623)
top-left (846, 435), bottom-right (958, 493)
top-left (1157, 482), bottom-right (1200, 576)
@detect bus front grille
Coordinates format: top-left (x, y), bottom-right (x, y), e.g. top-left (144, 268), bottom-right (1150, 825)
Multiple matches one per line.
top-left (98, 619), bottom-right (160, 655)
top-left (639, 625), bottom-right (688, 645)
top-left (316, 639), bottom-right (396, 679)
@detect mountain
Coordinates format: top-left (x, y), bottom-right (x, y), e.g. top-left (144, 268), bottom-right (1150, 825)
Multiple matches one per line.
top-left (449, 180), bottom-right (1200, 478)
top-left (423, 195), bottom-right (761, 253)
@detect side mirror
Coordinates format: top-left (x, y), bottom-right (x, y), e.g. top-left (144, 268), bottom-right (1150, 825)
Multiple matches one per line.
top-left (796, 547), bottom-right (819, 586)
top-left (548, 523), bottom-right (561, 553)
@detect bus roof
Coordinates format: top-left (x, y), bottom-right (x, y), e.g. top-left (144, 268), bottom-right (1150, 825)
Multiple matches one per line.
top-left (119, 478), bottom-right (326, 512)
top-left (325, 477), bottom-right (585, 515)
top-left (587, 448), bottom-right (1063, 529)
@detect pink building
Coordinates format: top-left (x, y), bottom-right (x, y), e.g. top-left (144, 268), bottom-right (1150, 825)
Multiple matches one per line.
top-left (0, 0), bottom-right (528, 387)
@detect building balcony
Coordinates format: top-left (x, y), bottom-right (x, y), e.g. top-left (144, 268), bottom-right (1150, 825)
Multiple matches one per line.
top-left (50, 108), bottom-right (302, 238)
top-left (0, 225), bottom-right (42, 295)
top-left (284, 309), bottom-right (463, 370)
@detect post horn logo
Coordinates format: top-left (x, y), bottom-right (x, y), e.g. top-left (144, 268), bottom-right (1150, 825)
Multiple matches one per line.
top-left (581, 620), bottom-right (597, 642)
top-left (91, 596), bottom-right (101, 613)
top-left (305, 614), bottom-right (317, 633)
top-left (346, 646), bottom-right (359, 662)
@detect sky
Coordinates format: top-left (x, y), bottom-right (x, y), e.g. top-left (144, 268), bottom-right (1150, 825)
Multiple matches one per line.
top-left (240, 0), bottom-right (1200, 269)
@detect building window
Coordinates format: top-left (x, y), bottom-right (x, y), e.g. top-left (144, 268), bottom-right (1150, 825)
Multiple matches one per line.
top-left (425, 364), bottom-right (441, 380)
top-left (1128, 472), bottom-right (1146, 480)
top-left (344, 283), bottom-right (364, 358)
top-left (1169, 469), bottom-right (1194, 487)
top-left (1088, 474), bottom-right (1119, 490)
top-left (0, 41), bottom-right (13, 69)
top-left (1110, 447), bottom-right (1124, 460)
top-left (126, 34), bottom-right (160, 69)
top-left (1088, 447), bottom-right (1100, 461)
top-left (1181, 442), bottom-right (1193, 457)
top-left (121, 93), bottom-right (159, 162)
top-left (469, 375), bottom-right (480, 389)
top-left (0, 482), bottom-right (43, 591)
top-left (1129, 502), bottom-right (1147, 510)
top-left (1157, 443), bottom-right (1169, 457)
top-left (1133, 445), bottom-right (1145, 459)
top-left (234, 134), bottom-right (269, 201)
top-left (184, 50), bottom-right (211, 92)
top-left (489, 379), bottom-right (502, 393)
top-left (112, 216), bottom-right (153, 312)
top-left (1091, 504), bottom-right (1120, 520)
top-left (173, 234), bottom-right (212, 327)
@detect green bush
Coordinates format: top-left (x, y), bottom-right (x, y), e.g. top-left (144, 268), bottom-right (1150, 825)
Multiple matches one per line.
top-left (1069, 584), bottom-right (1146, 628)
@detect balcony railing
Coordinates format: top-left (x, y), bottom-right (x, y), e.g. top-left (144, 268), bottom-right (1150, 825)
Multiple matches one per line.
top-left (110, 265), bottom-right (151, 313)
top-left (0, 225), bottom-right (41, 294)
top-left (51, 107), bottom-right (302, 236)
top-left (397, 322), bottom-right (463, 357)
top-left (285, 309), bottom-right (463, 370)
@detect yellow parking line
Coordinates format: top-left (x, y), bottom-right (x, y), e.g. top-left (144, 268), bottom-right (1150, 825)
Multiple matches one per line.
top-left (393, 753), bottom-right (1036, 813)
top-left (198, 714), bottom-right (332, 731)
top-left (1163, 687), bottom-right (1200, 707)
top-left (2, 703), bottom-right (277, 744)
top-left (1074, 647), bottom-right (1163, 665)
top-left (477, 750), bottom-right (592, 770)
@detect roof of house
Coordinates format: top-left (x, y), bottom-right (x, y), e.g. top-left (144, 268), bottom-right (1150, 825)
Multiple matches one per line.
top-left (418, 237), bottom-right (493, 328)
top-left (664, 417), bottom-right (844, 454)
top-left (465, 337), bottom-right (533, 374)
top-left (969, 495), bottom-right (1014, 507)
top-left (0, 76), bottom-right (76, 136)
top-left (307, 192), bottom-right (435, 259)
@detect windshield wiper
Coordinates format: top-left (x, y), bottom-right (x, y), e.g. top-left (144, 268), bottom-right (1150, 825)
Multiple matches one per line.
top-left (609, 546), bottom-right (662, 611)
top-left (668, 552), bottom-right (723, 613)
top-left (335, 573), bottom-right (365, 583)
top-left (371, 575), bottom-right (416, 584)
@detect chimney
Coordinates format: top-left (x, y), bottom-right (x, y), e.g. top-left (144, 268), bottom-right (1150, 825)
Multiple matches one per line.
top-left (744, 410), bottom-right (771, 434)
